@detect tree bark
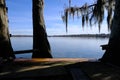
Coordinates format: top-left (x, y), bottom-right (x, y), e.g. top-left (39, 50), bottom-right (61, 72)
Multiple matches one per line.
top-left (101, 0), bottom-right (120, 66)
top-left (32, 0), bottom-right (52, 58)
top-left (0, 0), bottom-right (15, 60)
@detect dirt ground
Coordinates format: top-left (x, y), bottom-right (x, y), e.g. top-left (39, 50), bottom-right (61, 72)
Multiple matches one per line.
top-left (0, 58), bottom-right (120, 80)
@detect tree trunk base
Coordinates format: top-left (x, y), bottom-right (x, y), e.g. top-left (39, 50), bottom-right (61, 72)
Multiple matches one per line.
top-left (32, 51), bottom-right (52, 58)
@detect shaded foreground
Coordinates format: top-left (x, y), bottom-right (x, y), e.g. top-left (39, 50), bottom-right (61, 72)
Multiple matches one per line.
top-left (0, 58), bottom-right (120, 80)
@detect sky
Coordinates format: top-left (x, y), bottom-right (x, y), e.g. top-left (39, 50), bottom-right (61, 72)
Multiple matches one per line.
top-left (6, 0), bottom-right (110, 35)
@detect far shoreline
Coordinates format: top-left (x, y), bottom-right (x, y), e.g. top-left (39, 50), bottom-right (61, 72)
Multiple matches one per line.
top-left (10, 34), bottom-right (110, 38)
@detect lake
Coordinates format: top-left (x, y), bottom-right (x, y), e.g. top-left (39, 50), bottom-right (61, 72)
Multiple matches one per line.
top-left (11, 37), bottom-right (108, 59)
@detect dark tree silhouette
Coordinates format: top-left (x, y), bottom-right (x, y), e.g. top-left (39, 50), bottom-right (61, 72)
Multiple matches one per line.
top-left (0, 0), bottom-right (15, 61)
top-left (32, 0), bottom-right (52, 58)
top-left (101, 0), bottom-right (120, 66)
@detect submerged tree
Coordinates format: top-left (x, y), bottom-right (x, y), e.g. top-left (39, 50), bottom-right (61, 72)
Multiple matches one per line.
top-left (32, 0), bottom-right (52, 58)
top-left (0, 0), bottom-right (15, 61)
top-left (62, 0), bottom-right (120, 66)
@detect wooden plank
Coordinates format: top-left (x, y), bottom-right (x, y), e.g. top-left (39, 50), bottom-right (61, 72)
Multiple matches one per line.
top-left (100, 44), bottom-right (108, 50)
top-left (70, 68), bottom-right (90, 80)
top-left (14, 58), bottom-right (95, 62)
top-left (14, 49), bottom-right (33, 54)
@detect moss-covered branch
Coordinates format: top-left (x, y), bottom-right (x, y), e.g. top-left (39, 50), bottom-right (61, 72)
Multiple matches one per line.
top-left (62, 0), bottom-right (115, 32)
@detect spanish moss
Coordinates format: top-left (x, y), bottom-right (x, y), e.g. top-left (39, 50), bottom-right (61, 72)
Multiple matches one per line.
top-left (62, 0), bottom-right (115, 33)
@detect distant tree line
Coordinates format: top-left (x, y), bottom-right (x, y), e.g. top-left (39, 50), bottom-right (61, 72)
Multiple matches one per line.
top-left (49, 34), bottom-right (110, 38)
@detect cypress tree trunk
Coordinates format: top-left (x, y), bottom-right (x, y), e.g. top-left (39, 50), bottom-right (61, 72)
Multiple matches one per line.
top-left (32, 0), bottom-right (52, 58)
top-left (0, 0), bottom-right (15, 60)
top-left (101, 0), bottom-right (120, 66)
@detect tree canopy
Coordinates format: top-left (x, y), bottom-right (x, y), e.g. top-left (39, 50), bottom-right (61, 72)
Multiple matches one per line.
top-left (62, 0), bottom-right (115, 32)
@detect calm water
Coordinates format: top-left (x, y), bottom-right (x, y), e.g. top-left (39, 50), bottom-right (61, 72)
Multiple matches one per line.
top-left (10, 37), bottom-right (108, 59)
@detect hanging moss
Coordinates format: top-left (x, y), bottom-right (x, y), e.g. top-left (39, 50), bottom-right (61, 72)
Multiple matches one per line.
top-left (91, 0), bottom-right (105, 27)
top-left (106, 0), bottom-right (114, 31)
top-left (65, 10), bottom-right (68, 32)
top-left (69, 7), bottom-right (75, 19)
top-left (62, 0), bottom-right (115, 33)
top-left (86, 14), bottom-right (89, 26)
top-left (107, 8), bottom-right (112, 31)
top-left (82, 15), bottom-right (85, 28)
top-left (76, 8), bottom-right (80, 18)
